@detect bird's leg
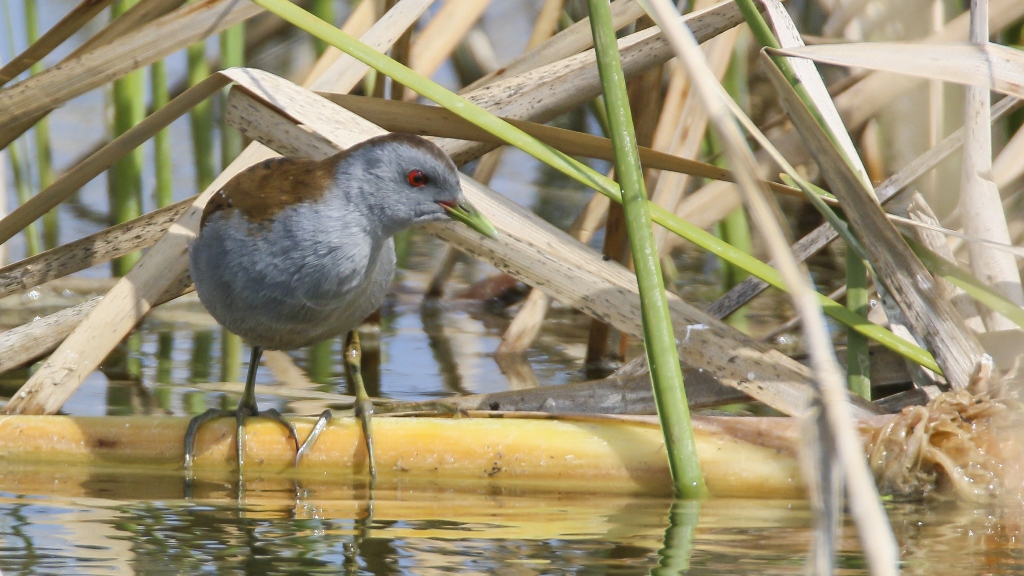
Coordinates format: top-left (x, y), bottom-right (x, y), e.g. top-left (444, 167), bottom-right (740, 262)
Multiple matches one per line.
top-left (183, 345), bottom-right (299, 470)
top-left (235, 346), bottom-right (300, 469)
top-left (347, 330), bottom-right (377, 479)
top-left (295, 332), bottom-right (377, 474)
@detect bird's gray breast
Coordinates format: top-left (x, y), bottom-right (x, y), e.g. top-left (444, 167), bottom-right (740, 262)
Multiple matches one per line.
top-left (189, 206), bottom-right (396, 350)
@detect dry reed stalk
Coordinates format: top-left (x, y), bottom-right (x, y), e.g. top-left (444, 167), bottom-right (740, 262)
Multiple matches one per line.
top-left (319, 93), bottom-right (808, 199)
top-left (649, 19), bottom-right (739, 255)
top-left (1, 0), bottom-right (435, 415)
top-left (433, 0), bottom-right (749, 164)
top-left (301, 0), bottom-right (377, 82)
top-left (495, 191), bottom-right (610, 354)
top-left (0, 413), bottom-right (806, 497)
top-left (906, 193), bottom-right (984, 331)
top-left (0, 0), bottom-right (191, 149)
top-left (764, 52), bottom-right (987, 390)
top-left (708, 96), bottom-right (1023, 319)
top-left (959, 0), bottom-right (1024, 331)
top-left (0, 197), bottom-right (191, 300)
top-left (466, 0), bottom-right (643, 92)
top-left (781, 0), bottom-right (1024, 168)
top-left (525, 0), bottom-right (564, 49)
top-left (404, 0), bottom-right (492, 96)
top-left (0, 0), bottom-right (116, 84)
top-left (0, 275), bottom-right (194, 374)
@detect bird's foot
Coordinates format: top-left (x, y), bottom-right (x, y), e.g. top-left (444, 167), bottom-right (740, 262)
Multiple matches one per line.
top-left (355, 396), bottom-right (377, 480)
top-left (183, 406), bottom-right (300, 470)
top-left (295, 401), bottom-right (376, 480)
top-left (295, 409), bottom-right (332, 465)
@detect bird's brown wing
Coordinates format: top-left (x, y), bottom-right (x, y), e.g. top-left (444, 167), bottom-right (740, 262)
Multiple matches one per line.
top-left (200, 155), bottom-right (342, 229)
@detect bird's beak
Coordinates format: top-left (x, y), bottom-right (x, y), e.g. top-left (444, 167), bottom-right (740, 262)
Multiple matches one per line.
top-left (439, 199), bottom-right (498, 239)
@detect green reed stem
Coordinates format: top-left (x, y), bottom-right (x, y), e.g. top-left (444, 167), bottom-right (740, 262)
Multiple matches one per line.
top-left (151, 59), bottom-right (173, 208)
top-left (846, 248), bottom-right (871, 400)
top-left (589, 0), bottom-right (704, 498)
top-left (187, 39), bottom-right (216, 191)
top-left (190, 330), bottom-right (214, 384)
top-left (108, 0), bottom-right (145, 275)
top-left (308, 339), bottom-right (334, 384)
top-left (24, 0), bottom-right (56, 249)
top-left (219, 21), bottom-right (245, 384)
top-left (2, 0), bottom-right (39, 255)
top-left (309, 0), bottom-right (334, 56)
top-left (220, 22), bottom-right (244, 162)
top-left (7, 140), bottom-right (40, 256)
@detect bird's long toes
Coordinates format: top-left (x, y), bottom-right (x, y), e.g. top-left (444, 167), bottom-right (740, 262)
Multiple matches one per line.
top-left (295, 410), bottom-right (333, 467)
top-left (184, 408), bottom-right (234, 469)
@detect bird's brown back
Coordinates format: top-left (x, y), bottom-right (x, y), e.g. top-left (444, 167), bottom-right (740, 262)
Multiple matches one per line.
top-left (200, 155), bottom-right (345, 229)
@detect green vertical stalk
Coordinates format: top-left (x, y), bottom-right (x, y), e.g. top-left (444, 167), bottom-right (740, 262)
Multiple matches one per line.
top-left (219, 21), bottom-right (245, 384)
top-left (652, 500), bottom-right (701, 575)
top-left (190, 330), bottom-right (214, 383)
top-left (8, 140), bottom-right (40, 256)
top-left (155, 331), bottom-right (174, 410)
top-left (109, 0), bottom-right (144, 276)
top-left (219, 23), bottom-right (244, 162)
top-left (588, 0), bottom-right (704, 498)
top-left (308, 339), bottom-right (334, 383)
top-left (846, 248), bottom-right (871, 399)
top-left (24, 0), bottom-right (56, 249)
top-left (3, 0), bottom-right (39, 256)
top-left (707, 135), bottom-right (751, 332)
top-left (187, 39), bottom-right (216, 191)
top-left (156, 331), bottom-right (174, 384)
top-left (151, 60), bottom-right (173, 208)
top-left (309, 0), bottom-right (334, 56)
top-left (718, 31), bottom-right (752, 331)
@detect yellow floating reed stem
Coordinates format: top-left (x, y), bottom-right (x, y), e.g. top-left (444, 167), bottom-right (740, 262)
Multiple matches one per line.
top-left (0, 415), bottom-right (804, 498)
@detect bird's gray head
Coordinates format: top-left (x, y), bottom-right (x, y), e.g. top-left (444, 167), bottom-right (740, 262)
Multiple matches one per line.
top-left (331, 133), bottom-right (473, 237)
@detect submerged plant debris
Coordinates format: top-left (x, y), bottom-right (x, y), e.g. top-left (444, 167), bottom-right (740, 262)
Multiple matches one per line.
top-left (868, 371), bottom-right (1024, 503)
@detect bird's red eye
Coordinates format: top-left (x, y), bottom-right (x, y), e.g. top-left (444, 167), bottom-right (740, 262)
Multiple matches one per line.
top-left (407, 169), bottom-right (427, 187)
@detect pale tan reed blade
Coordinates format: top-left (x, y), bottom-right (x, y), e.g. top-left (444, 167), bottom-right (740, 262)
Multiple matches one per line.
top-left (0, 0), bottom-right (223, 148)
top-left (438, 1), bottom-right (748, 165)
top-left (495, 190), bottom-right (611, 354)
top-left (771, 0), bottom-right (1024, 171)
top-left (707, 95), bottom-right (1023, 320)
top-left (0, 274), bottom-right (194, 374)
top-left (0, 74), bottom-right (230, 246)
top-left (0, 0), bottom-right (117, 85)
top-left (317, 93), bottom-right (807, 200)
top-left (406, 0), bottom-right (492, 90)
top-left (763, 53), bottom-right (986, 390)
top-left (525, 0), bottom-right (564, 50)
top-left (303, 0), bottom-right (377, 82)
top-left (0, 198), bottom-right (192, 300)
top-left (649, 14), bottom-right (738, 255)
top-left (907, 193), bottom-right (984, 332)
top-left (774, 42), bottom-right (1024, 103)
top-left (465, 0), bottom-right (645, 92)
top-left (1, 0), bottom-right (435, 415)
top-left (307, 0), bottom-right (433, 98)
top-left (222, 70), bottom-right (878, 420)
top-left (961, 1), bottom-right (1024, 331)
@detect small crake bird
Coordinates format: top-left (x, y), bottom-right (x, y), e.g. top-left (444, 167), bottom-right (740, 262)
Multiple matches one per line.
top-left (185, 133), bottom-right (498, 476)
